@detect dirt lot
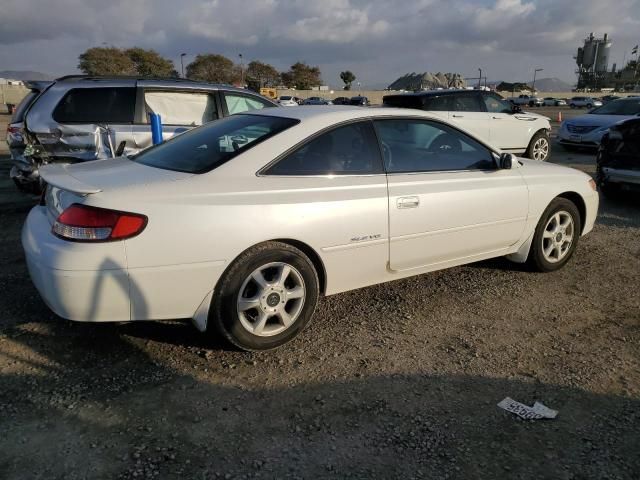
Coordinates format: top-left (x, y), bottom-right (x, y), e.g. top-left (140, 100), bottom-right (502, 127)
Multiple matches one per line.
top-left (0, 113), bottom-right (639, 479)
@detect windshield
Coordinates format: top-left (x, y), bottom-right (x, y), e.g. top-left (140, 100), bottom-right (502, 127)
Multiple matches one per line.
top-left (280, 96), bottom-right (292, 100)
top-left (590, 99), bottom-right (640, 115)
top-left (132, 114), bottom-right (298, 174)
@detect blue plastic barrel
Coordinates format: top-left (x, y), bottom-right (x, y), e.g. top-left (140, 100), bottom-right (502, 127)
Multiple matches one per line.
top-left (149, 113), bottom-right (163, 145)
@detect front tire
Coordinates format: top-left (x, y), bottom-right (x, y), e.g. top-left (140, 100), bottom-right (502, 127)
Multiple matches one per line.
top-left (525, 131), bottom-right (551, 161)
top-left (209, 241), bottom-right (319, 351)
top-left (527, 198), bottom-right (581, 272)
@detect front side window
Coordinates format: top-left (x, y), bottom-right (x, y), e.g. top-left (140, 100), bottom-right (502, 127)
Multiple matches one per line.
top-left (483, 94), bottom-right (512, 114)
top-left (450, 93), bottom-right (483, 112)
top-left (374, 119), bottom-right (495, 173)
top-left (53, 87), bottom-right (135, 123)
top-left (132, 114), bottom-right (297, 174)
top-left (265, 121), bottom-right (383, 176)
top-left (225, 93), bottom-right (274, 115)
top-left (144, 90), bottom-right (218, 126)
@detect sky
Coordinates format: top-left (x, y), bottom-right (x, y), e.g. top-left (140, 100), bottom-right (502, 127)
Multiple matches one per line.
top-left (1, 0), bottom-right (639, 87)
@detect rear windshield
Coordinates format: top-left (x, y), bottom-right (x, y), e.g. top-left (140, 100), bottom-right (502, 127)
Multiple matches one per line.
top-left (132, 114), bottom-right (299, 174)
top-left (11, 91), bottom-right (39, 122)
top-left (590, 99), bottom-right (640, 115)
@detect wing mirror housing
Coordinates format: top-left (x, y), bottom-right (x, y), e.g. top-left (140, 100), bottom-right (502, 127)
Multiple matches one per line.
top-left (499, 153), bottom-right (516, 169)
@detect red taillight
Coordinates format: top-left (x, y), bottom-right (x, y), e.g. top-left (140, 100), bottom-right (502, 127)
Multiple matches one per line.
top-left (7, 126), bottom-right (21, 135)
top-left (53, 204), bottom-right (147, 242)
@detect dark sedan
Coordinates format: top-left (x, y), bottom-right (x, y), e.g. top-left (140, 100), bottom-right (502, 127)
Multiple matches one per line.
top-left (596, 117), bottom-right (640, 197)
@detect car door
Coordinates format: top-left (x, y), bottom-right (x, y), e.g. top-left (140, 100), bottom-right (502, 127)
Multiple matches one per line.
top-left (131, 86), bottom-right (221, 150)
top-left (482, 92), bottom-right (530, 151)
top-left (446, 92), bottom-right (490, 142)
top-left (375, 118), bottom-right (529, 271)
top-left (260, 120), bottom-right (389, 294)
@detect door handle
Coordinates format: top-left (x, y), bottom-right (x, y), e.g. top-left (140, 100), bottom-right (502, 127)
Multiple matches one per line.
top-left (397, 196), bottom-right (420, 209)
top-left (452, 114), bottom-right (464, 118)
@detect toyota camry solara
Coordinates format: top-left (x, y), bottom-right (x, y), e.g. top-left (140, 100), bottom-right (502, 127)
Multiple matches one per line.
top-left (22, 106), bottom-right (599, 350)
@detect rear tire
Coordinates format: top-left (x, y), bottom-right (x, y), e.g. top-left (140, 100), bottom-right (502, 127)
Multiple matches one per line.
top-left (570, 103), bottom-right (576, 109)
top-left (209, 241), bottom-right (319, 351)
top-left (525, 131), bottom-right (551, 161)
top-left (587, 103), bottom-right (593, 109)
top-left (527, 198), bottom-right (581, 272)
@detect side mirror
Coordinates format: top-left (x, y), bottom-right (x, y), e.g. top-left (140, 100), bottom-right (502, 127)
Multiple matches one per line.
top-left (499, 153), bottom-right (515, 169)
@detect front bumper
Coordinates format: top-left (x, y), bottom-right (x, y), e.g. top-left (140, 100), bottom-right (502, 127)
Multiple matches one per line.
top-left (601, 167), bottom-right (640, 186)
top-left (558, 127), bottom-right (607, 147)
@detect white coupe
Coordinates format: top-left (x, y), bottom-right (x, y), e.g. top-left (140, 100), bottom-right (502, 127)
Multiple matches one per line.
top-left (23, 107), bottom-right (599, 350)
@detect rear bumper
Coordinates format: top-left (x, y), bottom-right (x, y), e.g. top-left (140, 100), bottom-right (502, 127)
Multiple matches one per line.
top-left (601, 167), bottom-right (640, 186)
top-left (22, 206), bottom-right (131, 321)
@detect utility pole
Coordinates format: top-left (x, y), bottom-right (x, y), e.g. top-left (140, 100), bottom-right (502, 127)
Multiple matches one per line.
top-left (478, 68), bottom-right (482, 89)
top-left (180, 53), bottom-right (187, 78)
top-left (239, 53), bottom-right (244, 87)
top-left (532, 68), bottom-right (543, 92)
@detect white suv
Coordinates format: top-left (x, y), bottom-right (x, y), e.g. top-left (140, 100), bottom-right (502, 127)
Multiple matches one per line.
top-left (383, 90), bottom-right (552, 161)
top-left (569, 97), bottom-right (603, 109)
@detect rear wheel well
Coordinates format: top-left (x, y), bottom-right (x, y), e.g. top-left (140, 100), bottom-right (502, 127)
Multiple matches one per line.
top-left (557, 192), bottom-right (586, 234)
top-left (272, 239), bottom-right (327, 295)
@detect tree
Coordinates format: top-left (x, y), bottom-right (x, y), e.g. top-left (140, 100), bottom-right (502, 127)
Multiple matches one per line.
top-left (282, 62), bottom-right (322, 90)
top-left (78, 47), bottom-right (177, 77)
top-left (245, 60), bottom-right (280, 90)
top-left (125, 48), bottom-right (178, 77)
top-left (340, 71), bottom-right (356, 90)
top-left (186, 54), bottom-right (237, 84)
top-left (78, 47), bottom-right (136, 76)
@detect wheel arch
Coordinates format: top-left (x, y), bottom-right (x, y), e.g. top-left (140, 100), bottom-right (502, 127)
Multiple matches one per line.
top-left (556, 191), bottom-right (587, 234)
top-left (271, 238), bottom-right (327, 295)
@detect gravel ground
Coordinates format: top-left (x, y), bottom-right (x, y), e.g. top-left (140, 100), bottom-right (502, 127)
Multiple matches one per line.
top-left (0, 128), bottom-right (639, 479)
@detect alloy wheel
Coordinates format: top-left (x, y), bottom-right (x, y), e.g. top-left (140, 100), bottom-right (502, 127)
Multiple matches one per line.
top-left (533, 137), bottom-right (549, 161)
top-left (236, 262), bottom-right (306, 337)
top-left (542, 211), bottom-right (575, 263)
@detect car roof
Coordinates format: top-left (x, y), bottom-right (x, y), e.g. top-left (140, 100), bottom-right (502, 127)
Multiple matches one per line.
top-left (52, 75), bottom-right (250, 93)
top-left (384, 89), bottom-right (484, 98)
top-left (243, 105), bottom-right (454, 123)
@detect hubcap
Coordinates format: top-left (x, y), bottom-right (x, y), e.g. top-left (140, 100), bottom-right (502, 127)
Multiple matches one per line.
top-left (236, 262), bottom-right (305, 337)
top-left (542, 211), bottom-right (574, 263)
top-left (533, 137), bottom-right (549, 161)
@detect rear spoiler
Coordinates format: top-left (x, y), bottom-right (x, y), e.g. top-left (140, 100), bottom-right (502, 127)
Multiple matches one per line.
top-left (40, 164), bottom-right (102, 195)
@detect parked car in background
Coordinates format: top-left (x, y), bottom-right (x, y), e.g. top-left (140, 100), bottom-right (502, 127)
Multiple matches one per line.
top-left (277, 96), bottom-right (299, 107)
top-left (332, 97), bottom-right (351, 105)
top-left (600, 95), bottom-right (621, 104)
top-left (23, 106), bottom-right (598, 351)
top-left (508, 95), bottom-right (544, 107)
top-left (303, 97), bottom-right (333, 105)
top-left (349, 96), bottom-right (370, 106)
top-left (569, 96), bottom-right (603, 109)
top-left (6, 81), bottom-right (51, 188)
top-left (383, 89), bottom-right (552, 161)
top-left (543, 97), bottom-right (567, 106)
top-left (596, 117), bottom-right (640, 197)
top-left (559, 97), bottom-right (640, 149)
top-left (8, 75), bottom-right (278, 193)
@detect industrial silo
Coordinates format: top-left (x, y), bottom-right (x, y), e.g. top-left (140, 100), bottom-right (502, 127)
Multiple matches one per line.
top-left (582, 33), bottom-right (596, 69)
top-left (595, 33), bottom-right (612, 72)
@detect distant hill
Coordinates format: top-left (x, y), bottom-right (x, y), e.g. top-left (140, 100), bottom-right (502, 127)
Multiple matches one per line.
top-left (528, 77), bottom-right (573, 92)
top-left (0, 70), bottom-right (53, 82)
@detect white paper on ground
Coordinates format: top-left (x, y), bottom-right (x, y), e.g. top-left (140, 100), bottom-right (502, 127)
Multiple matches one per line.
top-left (497, 397), bottom-right (558, 420)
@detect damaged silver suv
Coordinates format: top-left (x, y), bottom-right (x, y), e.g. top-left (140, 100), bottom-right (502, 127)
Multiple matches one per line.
top-left (7, 76), bottom-right (277, 193)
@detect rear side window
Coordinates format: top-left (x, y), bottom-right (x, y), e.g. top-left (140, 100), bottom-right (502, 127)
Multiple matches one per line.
top-left (451, 94), bottom-right (483, 112)
top-left (53, 88), bottom-right (135, 123)
top-left (144, 90), bottom-right (218, 126)
top-left (132, 114), bottom-right (297, 174)
top-left (382, 95), bottom-right (423, 109)
top-left (264, 121), bottom-right (383, 176)
top-left (224, 93), bottom-right (274, 115)
top-left (423, 95), bottom-right (451, 111)
top-left (11, 91), bottom-right (39, 122)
